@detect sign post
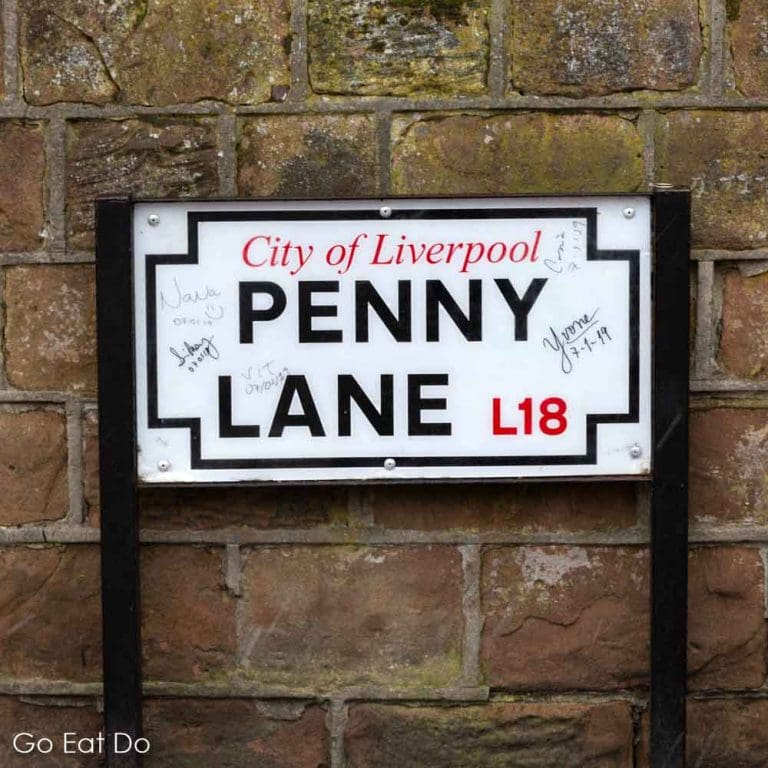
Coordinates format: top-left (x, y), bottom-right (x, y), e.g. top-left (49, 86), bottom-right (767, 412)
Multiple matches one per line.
top-left (96, 192), bottom-right (689, 767)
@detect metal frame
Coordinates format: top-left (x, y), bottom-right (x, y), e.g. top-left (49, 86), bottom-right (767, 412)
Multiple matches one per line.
top-left (95, 191), bottom-right (690, 768)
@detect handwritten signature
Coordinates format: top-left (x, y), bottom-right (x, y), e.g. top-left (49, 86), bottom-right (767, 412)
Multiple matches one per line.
top-left (242, 361), bottom-right (289, 395)
top-left (544, 220), bottom-right (585, 274)
top-left (161, 277), bottom-right (221, 310)
top-left (542, 309), bottom-right (601, 374)
top-left (169, 336), bottom-right (220, 373)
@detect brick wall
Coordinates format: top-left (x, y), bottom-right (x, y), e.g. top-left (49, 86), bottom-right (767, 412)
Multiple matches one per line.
top-left (1, 1), bottom-right (767, 766)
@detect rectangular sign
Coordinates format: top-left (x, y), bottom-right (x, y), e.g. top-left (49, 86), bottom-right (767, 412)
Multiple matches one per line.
top-left (132, 197), bottom-right (651, 483)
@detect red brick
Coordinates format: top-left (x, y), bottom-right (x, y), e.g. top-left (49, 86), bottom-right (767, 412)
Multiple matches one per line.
top-left (139, 487), bottom-right (349, 531)
top-left (82, 410), bottom-right (99, 525)
top-left (346, 701), bottom-right (633, 767)
top-left (0, 122), bottom-right (45, 250)
top-left (240, 546), bottom-right (463, 688)
top-left (4, 266), bottom-right (96, 392)
top-left (511, 0), bottom-right (701, 96)
top-left (690, 407), bottom-right (768, 526)
top-left (481, 546), bottom-right (649, 689)
top-left (657, 111), bottom-right (768, 249)
top-left (729, 0), bottom-right (768, 98)
top-left (367, 483), bottom-right (638, 532)
top-left (238, 114), bottom-right (379, 198)
top-left (142, 546), bottom-right (237, 682)
top-left (0, 410), bottom-right (68, 525)
top-left (66, 118), bottom-right (218, 249)
top-left (144, 699), bottom-right (329, 768)
top-left (688, 547), bottom-right (766, 689)
top-left (0, 697), bottom-right (101, 767)
top-left (392, 113), bottom-right (644, 195)
top-left (718, 270), bottom-right (768, 378)
top-left (0, 546), bottom-right (101, 681)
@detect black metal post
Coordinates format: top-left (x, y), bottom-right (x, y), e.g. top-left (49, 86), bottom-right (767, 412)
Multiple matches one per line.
top-left (650, 188), bottom-right (690, 768)
top-left (96, 197), bottom-right (143, 768)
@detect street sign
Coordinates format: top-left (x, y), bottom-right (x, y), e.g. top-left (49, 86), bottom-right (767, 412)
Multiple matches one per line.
top-left (133, 197), bottom-right (651, 483)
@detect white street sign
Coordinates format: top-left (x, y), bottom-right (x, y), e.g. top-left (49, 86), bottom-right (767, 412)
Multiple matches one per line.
top-left (133, 197), bottom-right (651, 483)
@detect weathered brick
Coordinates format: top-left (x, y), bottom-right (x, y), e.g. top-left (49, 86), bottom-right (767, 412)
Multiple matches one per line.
top-left (82, 410), bottom-right (99, 525)
top-left (367, 483), bottom-right (638, 532)
top-left (688, 547), bottom-right (766, 689)
top-left (21, 1), bottom-right (290, 106)
top-left (308, 0), bottom-right (489, 96)
top-left (140, 486), bottom-right (349, 530)
top-left (144, 699), bottom-right (329, 768)
top-left (238, 114), bottom-right (380, 198)
top-left (0, 697), bottom-right (102, 767)
top-left (729, 0), bottom-right (768, 98)
top-left (481, 546), bottom-right (648, 689)
top-left (240, 546), bottom-right (463, 688)
top-left (5, 266), bottom-right (96, 393)
top-left (391, 113), bottom-right (644, 195)
top-left (0, 410), bottom-right (68, 526)
top-left (656, 111), bottom-right (768, 249)
top-left (0, 546), bottom-right (101, 681)
top-left (0, 122), bottom-right (45, 251)
top-left (142, 546), bottom-right (237, 681)
top-left (690, 407), bottom-right (768, 526)
top-left (687, 698), bottom-right (768, 768)
top-left (719, 270), bottom-right (768, 378)
top-left (511, 0), bottom-right (701, 96)
top-left (66, 118), bottom-right (218, 250)
top-left (346, 701), bottom-right (633, 768)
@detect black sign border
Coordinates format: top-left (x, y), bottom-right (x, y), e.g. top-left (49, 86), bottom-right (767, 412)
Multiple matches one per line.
top-left (144, 206), bottom-right (641, 470)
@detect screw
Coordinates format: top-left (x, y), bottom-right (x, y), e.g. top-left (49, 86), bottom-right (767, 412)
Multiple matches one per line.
top-left (379, 206), bottom-right (392, 219)
top-left (157, 459), bottom-right (171, 472)
top-left (384, 457), bottom-right (396, 471)
top-left (629, 444), bottom-right (642, 459)
top-left (623, 207), bottom-right (635, 219)
top-left (148, 214), bottom-right (160, 226)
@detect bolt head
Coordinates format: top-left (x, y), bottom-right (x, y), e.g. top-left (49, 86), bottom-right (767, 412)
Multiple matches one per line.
top-left (379, 206), bottom-right (392, 219)
top-left (148, 214), bottom-right (160, 226)
top-left (629, 444), bottom-right (642, 459)
top-left (622, 207), bottom-right (635, 219)
top-left (157, 459), bottom-right (171, 472)
top-left (384, 457), bottom-right (396, 471)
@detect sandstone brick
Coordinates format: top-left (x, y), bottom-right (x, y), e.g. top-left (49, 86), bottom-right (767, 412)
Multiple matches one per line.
top-left (0, 410), bottom-right (68, 526)
top-left (688, 547), bottom-right (766, 689)
top-left (367, 483), bottom-right (638, 532)
top-left (391, 113), bottom-right (644, 195)
top-left (82, 410), bottom-right (99, 525)
top-left (0, 697), bottom-right (102, 768)
top-left (0, 546), bottom-right (101, 681)
top-left (142, 546), bottom-right (237, 681)
top-left (66, 118), bottom-right (218, 250)
top-left (21, 1), bottom-right (290, 106)
top-left (240, 546), bottom-right (463, 688)
top-left (144, 699), bottom-right (329, 768)
top-left (140, 486), bottom-right (349, 530)
top-left (690, 408), bottom-right (768, 526)
top-left (5, 266), bottom-right (96, 392)
top-left (308, 0), bottom-right (489, 96)
top-left (719, 270), bottom-right (768, 377)
top-left (656, 111), bottom-right (768, 249)
top-left (481, 546), bottom-right (649, 689)
top-left (510, 0), bottom-right (701, 97)
top-left (687, 698), bottom-right (768, 768)
top-left (238, 115), bottom-right (379, 198)
top-left (0, 122), bottom-right (45, 251)
top-left (729, 0), bottom-right (768, 98)
top-left (346, 701), bottom-right (633, 768)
